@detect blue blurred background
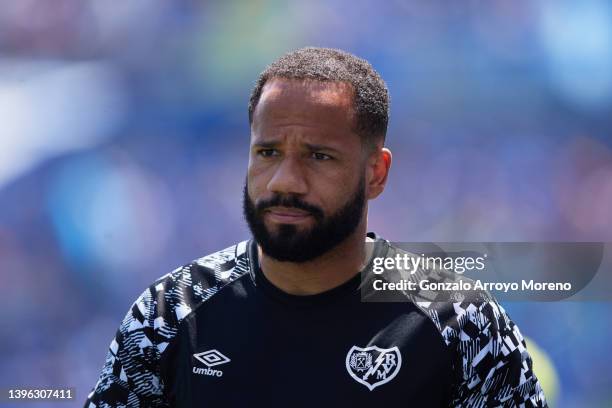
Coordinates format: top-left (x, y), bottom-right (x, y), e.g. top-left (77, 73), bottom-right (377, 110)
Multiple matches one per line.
top-left (0, 1), bottom-right (611, 406)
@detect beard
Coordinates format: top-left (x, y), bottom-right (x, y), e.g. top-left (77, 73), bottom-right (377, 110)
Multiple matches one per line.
top-left (243, 176), bottom-right (366, 263)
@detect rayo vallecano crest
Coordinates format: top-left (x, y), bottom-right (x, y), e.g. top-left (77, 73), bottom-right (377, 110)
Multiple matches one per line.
top-left (345, 345), bottom-right (402, 391)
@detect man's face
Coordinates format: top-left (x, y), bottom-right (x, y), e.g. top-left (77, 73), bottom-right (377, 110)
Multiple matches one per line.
top-left (244, 78), bottom-right (368, 262)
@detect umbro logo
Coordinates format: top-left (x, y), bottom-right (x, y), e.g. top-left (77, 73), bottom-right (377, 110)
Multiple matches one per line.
top-left (192, 349), bottom-right (230, 377)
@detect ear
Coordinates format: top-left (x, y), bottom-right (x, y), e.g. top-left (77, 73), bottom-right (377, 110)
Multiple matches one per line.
top-left (366, 147), bottom-right (392, 200)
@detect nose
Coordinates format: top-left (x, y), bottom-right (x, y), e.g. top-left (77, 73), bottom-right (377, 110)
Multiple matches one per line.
top-left (267, 156), bottom-right (308, 195)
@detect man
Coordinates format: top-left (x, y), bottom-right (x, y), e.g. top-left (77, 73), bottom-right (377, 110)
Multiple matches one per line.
top-left (85, 47), bottom-right (547, 407)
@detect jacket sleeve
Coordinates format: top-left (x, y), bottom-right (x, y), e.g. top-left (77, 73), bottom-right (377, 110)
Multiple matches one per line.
top-left (83, 283), bottom-right (172, 408)
top-left (83, 244), bottom-right (248, 407)
top-left (448, 300), bottom-right (548, 407)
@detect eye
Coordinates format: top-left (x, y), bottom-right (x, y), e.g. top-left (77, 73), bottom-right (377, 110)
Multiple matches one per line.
top-left (311, 152), bottom-right (332, 161)
top-left (257, 149), bottom-right (279, 158)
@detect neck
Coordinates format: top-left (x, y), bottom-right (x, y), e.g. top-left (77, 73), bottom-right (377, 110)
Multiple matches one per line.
top-left (258, 223), bottom-right (373, 296)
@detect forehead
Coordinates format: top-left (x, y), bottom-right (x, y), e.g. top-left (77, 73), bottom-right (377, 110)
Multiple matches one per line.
top-left (252, 78), bottom-right (357, 137)
top-left (259, 77), bottom-right (354, 108)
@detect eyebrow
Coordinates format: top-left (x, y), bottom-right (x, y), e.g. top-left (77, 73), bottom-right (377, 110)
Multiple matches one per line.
top-left (252, 141), bottom-right (278, 149)
top-left (252, 140), bottom-right (341, 154)
top-left (305, 143), bottom-right (340, 154)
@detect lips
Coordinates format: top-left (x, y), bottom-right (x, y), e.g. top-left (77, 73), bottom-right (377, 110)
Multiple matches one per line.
top-left (264, 206), bottom-right (312, 223)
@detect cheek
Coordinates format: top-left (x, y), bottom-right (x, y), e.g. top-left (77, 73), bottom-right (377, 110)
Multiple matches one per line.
top-left (247, 163), bottom-right (269, 199)
top-left (317, 174), bottom-right (361, 211)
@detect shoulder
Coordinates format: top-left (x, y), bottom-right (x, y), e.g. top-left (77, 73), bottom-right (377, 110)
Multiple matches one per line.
top-left (379, 243), bottom-right (546, 406)
top-left (156, 240), bottom-right (251, 295)
top-left (115, 240), bottom-right (252, 361)
top-left (84, 241), bottom-right (252, 406)
top-left (379, 243), bottom-right (521, 350)
top-left (142, 240), bottom-right (251, 330)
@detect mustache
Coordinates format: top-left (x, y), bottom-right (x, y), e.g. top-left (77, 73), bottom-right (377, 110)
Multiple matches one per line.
top-left (255, 194), bottom-right (324, 219)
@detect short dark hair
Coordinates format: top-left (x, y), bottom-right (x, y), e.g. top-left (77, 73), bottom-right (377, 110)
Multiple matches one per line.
top-left (248, 47), bottom-right (389, 147)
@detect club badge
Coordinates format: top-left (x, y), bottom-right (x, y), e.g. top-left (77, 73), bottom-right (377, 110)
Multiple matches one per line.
top-left (345, 345), bottom-right (402, 391)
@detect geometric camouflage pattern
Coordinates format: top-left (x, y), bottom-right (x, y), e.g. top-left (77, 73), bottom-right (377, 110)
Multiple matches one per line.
top-left (84, 239), bottom-right (547, 407)
top-left (84, 241), bottom-right (250, 407)
top-left (376, 244), bottom-right (548, 407)
top-left (416, 300), bottom-right (547, 407)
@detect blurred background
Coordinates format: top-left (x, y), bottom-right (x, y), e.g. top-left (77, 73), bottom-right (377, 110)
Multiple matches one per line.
top-left (0, 0), bottom-right (611, 406)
